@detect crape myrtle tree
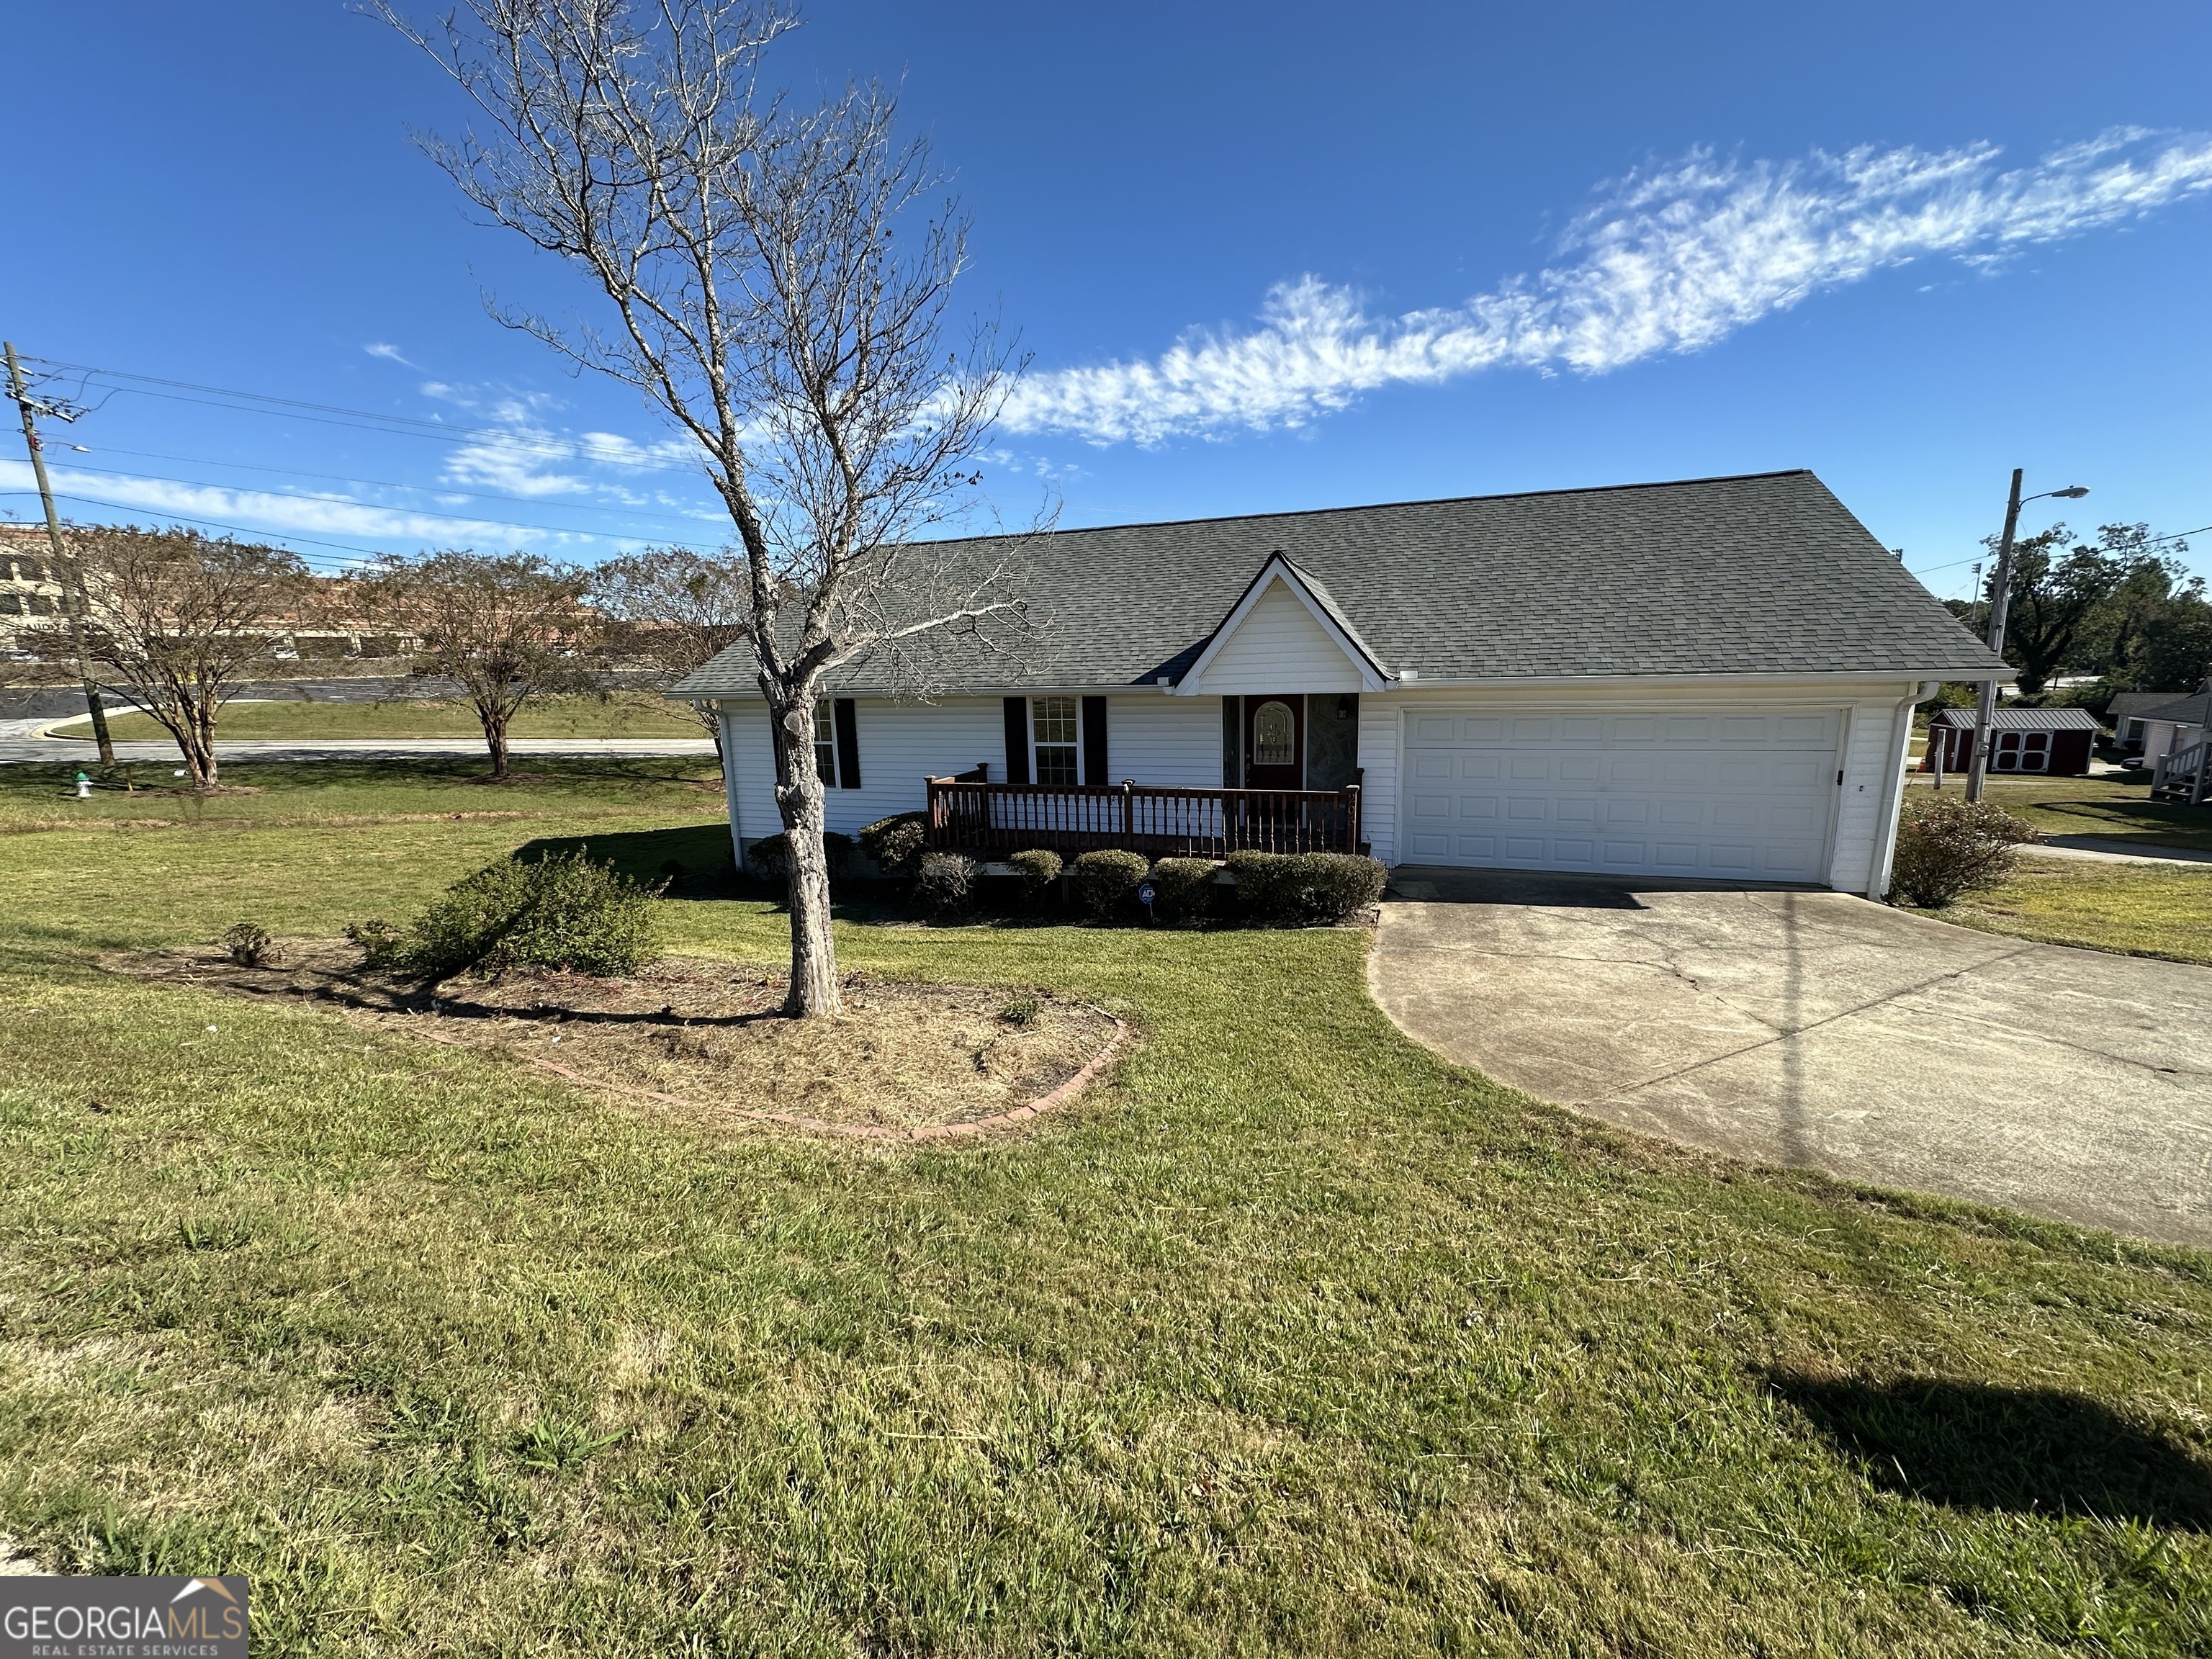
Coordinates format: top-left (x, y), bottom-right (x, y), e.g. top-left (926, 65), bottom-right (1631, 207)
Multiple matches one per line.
top-left (589, 547), bottom-right (752, 770)
top-left (375, 0), bottom-right (1033, 1017)
top-left (25, 525), bottom-right (307, 790)
top-left (354, 549), bottom-right (601, 779)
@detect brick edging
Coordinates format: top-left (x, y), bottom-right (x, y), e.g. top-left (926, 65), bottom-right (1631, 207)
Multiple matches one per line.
top-left (410, 1010), bottom-right (1124, 1143)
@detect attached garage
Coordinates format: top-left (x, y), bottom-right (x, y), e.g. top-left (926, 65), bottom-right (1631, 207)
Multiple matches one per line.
top-left (1400, 706), bottom-right (1843, 881)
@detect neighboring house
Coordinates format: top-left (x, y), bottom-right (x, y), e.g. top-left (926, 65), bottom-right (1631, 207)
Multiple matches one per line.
top-left (2134, 680), bottom-right (2212, 766)
top-left (673, 469), bottom-right (2008, 899)
top-left (2108, 690), bottom-right (2179, 755)
top-left (1920, 706), bottom-right (2098, 775)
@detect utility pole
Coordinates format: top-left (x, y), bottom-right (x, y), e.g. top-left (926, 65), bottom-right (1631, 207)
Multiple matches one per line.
top-left (1964, 469), bottom-right (2025, 803)
top-left (1964, 469), bottom-right (2090, 800)
top-left (4, 341), bottom-right (113, 765)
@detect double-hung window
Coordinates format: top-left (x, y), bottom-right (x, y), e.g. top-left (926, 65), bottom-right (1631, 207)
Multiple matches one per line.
top-left (1031, 695), bottom-right (1080, 786)
top-left (814, 698), bottom-right (839, 786)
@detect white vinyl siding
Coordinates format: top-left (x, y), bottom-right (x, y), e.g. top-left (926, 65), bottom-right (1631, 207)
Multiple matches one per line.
top-left (1103, 694), bottom-right (1220, 788)
top-left (1400, 704), bottom-right (1843, 882)
top-left (1827, 698), bottom-right (1912, 894)
top-left (721, 696), bottom-right (1003, 853)
top-left (1190, 580), bottom-right (1367, 695)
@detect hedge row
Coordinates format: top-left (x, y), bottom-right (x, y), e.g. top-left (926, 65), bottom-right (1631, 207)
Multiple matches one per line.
top-left (750, 815), bottom-right (1387, 927)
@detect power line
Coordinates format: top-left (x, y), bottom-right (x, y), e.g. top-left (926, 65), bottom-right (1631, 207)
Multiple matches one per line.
top-left (24, 353), bottom-right (706, 474)
top-left (14, 459), bottom-right (728, 549)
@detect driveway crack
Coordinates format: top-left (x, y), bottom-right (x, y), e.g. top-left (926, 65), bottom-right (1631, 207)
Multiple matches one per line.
top-left (1595, 944), bottom-right (2046, 1103)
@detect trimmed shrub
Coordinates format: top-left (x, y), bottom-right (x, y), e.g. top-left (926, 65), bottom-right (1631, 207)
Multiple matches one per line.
top-left (222, 921), bottom-right (277, 967)
top-left (1228, 850), bottom-right (1388, 925)
top-left (1146, 857), bottom-right (1217, 925)
top-left (858, 811), bottom-right (930, 878)
top-left (1292, 852), bottom-right (1388, 921)
top-left (743, 830), bottom-right (855, 884)
top-left (1226, 850), bottom-right (1300, 924)
top-left (1007, 849), bottom-right (1064, 904)
top-left (914, 851), bottom-right (980, 918)
top-left (1889, 796), bottom-right (2039, 908)
top-left (1069, 848), bottom-right (1149, 922)
top-left (395, 850), bottom-right (664, 978)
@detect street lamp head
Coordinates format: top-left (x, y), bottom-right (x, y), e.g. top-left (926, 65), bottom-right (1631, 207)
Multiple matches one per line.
top-left (2051, 485), bottom-right (2090, 499)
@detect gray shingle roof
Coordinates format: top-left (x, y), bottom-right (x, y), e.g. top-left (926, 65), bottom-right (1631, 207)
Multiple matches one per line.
top-left (2109, 691), bottom-right (2184, 721)
top-left (2135, 684), bottom-right (2212, 725)
top-left (673, 469), bottom-right (2006, 697)
top-left (1930, 706), bottom-right (2101, 730)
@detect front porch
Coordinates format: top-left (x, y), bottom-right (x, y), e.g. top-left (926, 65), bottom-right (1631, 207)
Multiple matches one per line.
top-left (925, 772), bottom-right (1365, 858)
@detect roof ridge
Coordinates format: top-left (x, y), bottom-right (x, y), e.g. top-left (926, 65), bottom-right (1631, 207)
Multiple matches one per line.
top-left (914, 469), bottom-right (1820, 548)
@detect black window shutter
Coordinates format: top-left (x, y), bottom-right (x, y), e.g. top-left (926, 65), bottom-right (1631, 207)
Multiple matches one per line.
top-left (1002, 696), bottom-right (1030, 785)
top-left (1220, 696), bottom-right (1241, 787)
top-left (833, 698), bottom-right (861, 789)
top-left (1081, 696), bottom-right (1108, 785)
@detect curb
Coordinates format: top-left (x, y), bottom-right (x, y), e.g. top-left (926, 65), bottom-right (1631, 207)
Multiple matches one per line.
top-left (412, 1010), bottom-right (1125, 1143)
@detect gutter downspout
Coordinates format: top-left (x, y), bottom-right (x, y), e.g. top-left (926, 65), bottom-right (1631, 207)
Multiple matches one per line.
top-left (1863, 680), bottom-right (1939, 900)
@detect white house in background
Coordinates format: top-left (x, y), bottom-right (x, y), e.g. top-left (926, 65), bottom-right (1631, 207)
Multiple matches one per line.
top-left (673, 469), bottom-right (2009, 898)
top-left (2130, 681), bottom-right (2212, 766)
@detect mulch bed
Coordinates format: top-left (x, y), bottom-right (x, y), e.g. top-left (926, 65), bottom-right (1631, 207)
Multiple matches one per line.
top-left (107, 942), bottom-right (1120, 1140)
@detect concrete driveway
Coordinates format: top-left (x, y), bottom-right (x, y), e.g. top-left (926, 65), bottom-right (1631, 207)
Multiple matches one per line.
top-left (1370, 868), bottom-right (2212, 1246)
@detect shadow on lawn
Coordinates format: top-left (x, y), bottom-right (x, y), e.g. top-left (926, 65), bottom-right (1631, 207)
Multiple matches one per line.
top-left (1771, 1372), bottom-right (2212, 1529)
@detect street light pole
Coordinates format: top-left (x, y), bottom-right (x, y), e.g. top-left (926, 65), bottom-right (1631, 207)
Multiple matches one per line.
top-left (4, 341), bottom-right (114, 766)
top-left (1964, 469), bottom-right (2025, 803)
top-left (1964, 469), bottom-right (2088, 802)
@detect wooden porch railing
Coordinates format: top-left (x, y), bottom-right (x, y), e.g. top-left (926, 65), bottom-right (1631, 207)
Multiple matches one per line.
top-left (925, 775), bottom-right (1364, 858)
top-left (2152, 739), bottom-right (2211, 806)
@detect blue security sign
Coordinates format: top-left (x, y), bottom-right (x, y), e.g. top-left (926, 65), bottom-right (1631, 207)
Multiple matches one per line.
top-left (1136, 881), bottom-right (1156, 907)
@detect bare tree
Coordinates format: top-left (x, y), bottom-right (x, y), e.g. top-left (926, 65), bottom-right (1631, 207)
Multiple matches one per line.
top-left (24, 526), bottom-right (307, 789)
top-left (374, 0), bottom-right (1034, 1017)
top-left (354, 550), bottom-right (600, 778)
top-left (589, 547), bottom-right (752, 769)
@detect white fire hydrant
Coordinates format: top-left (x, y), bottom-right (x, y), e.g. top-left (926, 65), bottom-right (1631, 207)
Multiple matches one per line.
top-left (74, 772), bottom-right (91, 799)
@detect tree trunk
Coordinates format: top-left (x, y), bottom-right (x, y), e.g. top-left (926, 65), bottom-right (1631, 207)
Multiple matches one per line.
top-left (769, 691), bottom-right (842, 1018)
top-left (483, 707), bottom-right (511, 778)
top-left (182, 692), bottom-right (219, 789)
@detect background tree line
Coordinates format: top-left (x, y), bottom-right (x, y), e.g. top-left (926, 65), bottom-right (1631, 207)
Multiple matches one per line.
top-left (1946, 521), bottom-right (2209, 702)
top-left (18, 528), bottom-right (751, 788)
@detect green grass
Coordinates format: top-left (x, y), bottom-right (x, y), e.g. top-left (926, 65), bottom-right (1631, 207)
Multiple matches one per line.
top-left (1905, 773), bottom-right (2212, 853)
top-left (3, 761), bottom-right (2211, 1655)
top-left (48, 691), bottom-right (706, 743)
top-left (1915, 855), bottom-right (2212, 966)
top-left (0, 754), bottom-right (728, 837)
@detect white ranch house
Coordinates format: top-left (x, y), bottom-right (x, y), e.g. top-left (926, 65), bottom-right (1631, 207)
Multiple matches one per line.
top-left (675, 470), bottom-right (2009, 898)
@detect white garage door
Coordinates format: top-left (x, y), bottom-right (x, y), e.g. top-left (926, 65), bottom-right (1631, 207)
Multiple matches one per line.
top-left (1401, 707), bottom-right (1843, 881)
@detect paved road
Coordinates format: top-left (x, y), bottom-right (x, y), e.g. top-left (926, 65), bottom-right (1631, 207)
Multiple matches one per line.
top-left (0, 728), bottom-right (715, 765)
top-left (1371, 867), bottom-right (2212, 1246)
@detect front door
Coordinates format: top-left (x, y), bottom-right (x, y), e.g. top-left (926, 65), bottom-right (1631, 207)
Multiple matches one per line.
top-left (1243, 695), bottom-right (1305, 789)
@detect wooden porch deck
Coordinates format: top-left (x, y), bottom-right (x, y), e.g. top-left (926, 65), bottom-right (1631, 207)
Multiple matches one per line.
top-left (925, 773), bottom-right (1364, 858)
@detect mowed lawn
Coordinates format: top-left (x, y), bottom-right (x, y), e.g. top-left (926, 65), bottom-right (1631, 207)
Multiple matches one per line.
top-left (3, 763), bottom-right (2211, 1655)
top-left (1902, 772), bottom-right (2212, 853)
top-left (48, 690), bottom-right (706, 744)
top-left (1925, 855), bottom-right (2212, 966)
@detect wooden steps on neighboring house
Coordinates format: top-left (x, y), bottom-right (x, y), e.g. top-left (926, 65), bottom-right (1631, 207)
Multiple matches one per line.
top-left (2149, 739), bottom-right (2212, 806)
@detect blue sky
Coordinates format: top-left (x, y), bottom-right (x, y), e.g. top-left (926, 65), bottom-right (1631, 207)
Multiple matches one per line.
top-left (4, 1), bottom-right (2209, 611)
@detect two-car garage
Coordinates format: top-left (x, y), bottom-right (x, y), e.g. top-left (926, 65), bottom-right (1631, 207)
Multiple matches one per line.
top-left (1398, 707), bottom-right (1844, 883)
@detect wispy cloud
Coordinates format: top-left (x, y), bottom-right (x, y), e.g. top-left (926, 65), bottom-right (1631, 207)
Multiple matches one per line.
top-left (0, 460), bottom-right (534, 552)
top-left (362, 341), bottom-right (418, 367)
top-left (1003, 128), bottom-right (2212, 445)
top-left (423, 385), bottom-right (697, 500)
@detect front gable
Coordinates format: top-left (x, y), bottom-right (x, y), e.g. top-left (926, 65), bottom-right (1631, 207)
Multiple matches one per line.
top-left (1177, 556), bottom-right (1390, 696)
